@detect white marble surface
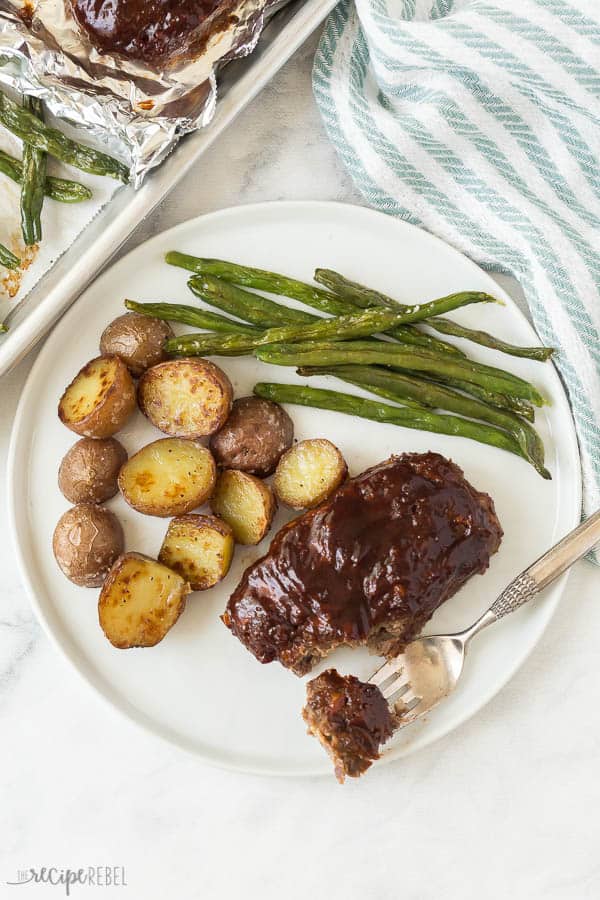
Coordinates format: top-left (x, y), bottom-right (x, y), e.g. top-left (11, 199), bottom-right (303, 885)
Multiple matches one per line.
top-left (2, 31), bottom-right (600, 900)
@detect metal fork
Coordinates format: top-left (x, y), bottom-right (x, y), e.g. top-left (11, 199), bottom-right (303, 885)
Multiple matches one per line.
top-left (369, 509), bottom-right (600, 729)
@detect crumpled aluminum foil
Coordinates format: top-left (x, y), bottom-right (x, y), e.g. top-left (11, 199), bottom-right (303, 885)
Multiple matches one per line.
top-left (0, 0), bottom-right (274, 185)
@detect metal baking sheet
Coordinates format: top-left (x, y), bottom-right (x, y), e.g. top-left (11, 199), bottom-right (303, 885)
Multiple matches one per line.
top-left (0, 0), bottom-right (336, 376)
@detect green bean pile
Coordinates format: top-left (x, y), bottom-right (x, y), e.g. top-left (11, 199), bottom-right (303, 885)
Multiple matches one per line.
top-left (128, 255), bottom-right (555, 477)
top-left (0, 86), bottom-right (128, 325)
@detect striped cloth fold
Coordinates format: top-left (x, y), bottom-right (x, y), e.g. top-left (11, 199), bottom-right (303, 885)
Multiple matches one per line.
top-left (313, 0), bottom-right (600, 559)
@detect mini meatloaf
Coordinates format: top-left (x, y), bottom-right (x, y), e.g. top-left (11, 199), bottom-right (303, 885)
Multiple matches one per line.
top-left (71, 0), bottom-right (240, 65)
top-left (223, 452), bottom-right (502, 675)
top-left (303, 669), bottom-right (399, 782)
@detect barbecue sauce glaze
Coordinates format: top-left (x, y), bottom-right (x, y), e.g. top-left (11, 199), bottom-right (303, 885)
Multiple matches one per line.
top-left (223, 452), bottom-right (503, 675)
top-left (71, 0), bottom-right (229, 63)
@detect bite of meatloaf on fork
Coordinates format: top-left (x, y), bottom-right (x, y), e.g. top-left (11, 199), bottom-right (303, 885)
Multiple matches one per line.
top-left (303, 669), bottom-right (401, 783)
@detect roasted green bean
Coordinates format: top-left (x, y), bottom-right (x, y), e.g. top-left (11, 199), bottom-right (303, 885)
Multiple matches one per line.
top-left (255, 343), bottom-right (546, 406)
top-left (124, 299), bottom-right (258, 334)
top-left (419, 374), bottom-right (536, 421)
top-left (188, 275), bottom-right (315, 327)
top-left (20, 96), bottom-right (47, 245)
top-left (169, 254), bottom-right (465, 356)
top-left (253, 383), bottom-right (532, 467)
top-left (259, 293), bottom-right (492, 345)
top-left (316, 269), bottom-right (554, 362)
top-left (167, 253), bottom-right (351, 316)
top-left (296, 365), bottom-right (549, 478)
top-left (426, 317), bottom-right (555, 361)
top-left (0, 242), bottom-right (20, 270)
top-left (0, 90), bottom-right (129, 182)
top-left (0, 148), bottom-right (92, 202)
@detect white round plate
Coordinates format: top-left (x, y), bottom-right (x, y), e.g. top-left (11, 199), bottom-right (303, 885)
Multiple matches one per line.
top-left (9, 202), bottom-right (581, 777)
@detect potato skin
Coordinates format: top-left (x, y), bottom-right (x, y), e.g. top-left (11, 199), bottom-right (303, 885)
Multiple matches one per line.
top-left (98, 552), bottom-right (189, 649)
top-left (118, 437), bottom-right (216, 517)
top-left (52, 503), bottom-right (124, 588)
top-left (58, 355), bottom-right (136, 439)
top-left (159, 514), bottom-right (234, 591)
top-left (58, 437), bottom-right (127, 504)
top-left (138, 358), bottom-right (233, 439)
top-left (100, 312), bottom-right (174, 377)
top-left (209, 397), bottom-right (294, 477)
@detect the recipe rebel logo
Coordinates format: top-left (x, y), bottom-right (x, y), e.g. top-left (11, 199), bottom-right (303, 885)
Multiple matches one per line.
top-left (6, 867), bottom-right (127, 895)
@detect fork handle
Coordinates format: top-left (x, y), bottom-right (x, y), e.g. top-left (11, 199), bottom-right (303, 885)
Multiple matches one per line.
top-left (490, 509), bottom-right (600, 620)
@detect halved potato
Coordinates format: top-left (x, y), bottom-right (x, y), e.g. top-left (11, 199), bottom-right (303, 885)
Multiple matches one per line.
top-left (273, 439), bottom-right (347, 509)
top-left (159, 514), bottom-right (234, 590)
top-left (210, 470), bottom-right (276, 545)
top-left (118, 438), bottom-right (216, 517)
top-left (99, 552), bottom-right (190, 649)
top-left (58, 355), bottom-right (136, 439)
top-left (138, 358), bottom-right (232, 439)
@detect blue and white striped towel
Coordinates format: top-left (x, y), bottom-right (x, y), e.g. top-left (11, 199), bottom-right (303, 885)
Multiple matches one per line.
top-left (313, 0), bottom-right (600, 553)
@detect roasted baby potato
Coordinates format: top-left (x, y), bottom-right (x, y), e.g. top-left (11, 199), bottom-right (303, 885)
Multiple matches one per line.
top-left (158, 514), bottom-right (234, 591)
top-left (100, 312), bottom-right (174, 377)
top-left (98, 552), bottom-right (190, 648)
top-left (273, 439), bottom-right (347, 509)
top-left (209, 396), bottom-right (294, 477)
top-left (138, 358), bottom-right (232, 439)
top-left (210, 469), bottom-right (276, 545)
top-left (53, 503), bottom-right (124, 587)
top-left (118, 437), bottom-right (216, 517)
top-left (58, 355), bottom-right (136, 439)
top-left (58, 437), bottom-right (127, 504)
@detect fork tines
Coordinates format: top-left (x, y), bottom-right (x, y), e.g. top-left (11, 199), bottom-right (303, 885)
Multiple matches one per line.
top-left (369, 656), bottom-right (422, 710)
